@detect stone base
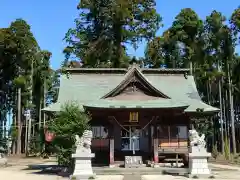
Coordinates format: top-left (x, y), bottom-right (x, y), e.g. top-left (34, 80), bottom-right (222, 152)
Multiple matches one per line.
top-left (189, 151), bottom-right (212, 178)
top-left (187, 174), bottom-right (215, 179)
top-left (71, 175), bottom-right (124, 180)
top-left (72, 153), bottom-right (95, 179)
top-left (72, 153), bottom-right (95, 158)
top-left (70, 173), bottom-right (96, 180)
top-left (109, 164), bottom-right (116, 168)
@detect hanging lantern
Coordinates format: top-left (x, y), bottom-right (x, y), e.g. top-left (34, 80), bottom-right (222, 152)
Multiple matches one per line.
top-left (45, 130), bottom-right (55, 142)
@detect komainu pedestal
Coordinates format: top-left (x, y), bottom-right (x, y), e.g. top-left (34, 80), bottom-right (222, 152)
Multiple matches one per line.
top-left (71, 130), bottom-right (95, 180)
top-left (71, 153), bottom-right (95, 179)
top-left (188, 130), bottom-right (213, 178)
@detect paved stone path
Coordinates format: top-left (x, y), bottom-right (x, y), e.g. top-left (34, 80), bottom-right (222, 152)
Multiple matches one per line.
top-left (123, 175), bottom-right (141, 180)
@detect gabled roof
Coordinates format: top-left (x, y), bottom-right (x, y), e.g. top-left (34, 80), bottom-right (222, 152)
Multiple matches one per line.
top-left (102, 64), bottom-right (170, 99)
top-left (42, 65), bottom-right (219, 113)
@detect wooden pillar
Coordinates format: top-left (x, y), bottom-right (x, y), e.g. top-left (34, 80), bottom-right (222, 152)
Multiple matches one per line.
top-left (152, 119), bottom-right (159, 165)
top-left (189, 115), bottom-right (195, 130)
top-left (153, 139), bottom-right (159, 164)
top-left (148, 125), bottom-right (152, 153)
top-left (109, 139), bottom-right (114, 167)
top-left (108, 122), bottom-right (115, 167)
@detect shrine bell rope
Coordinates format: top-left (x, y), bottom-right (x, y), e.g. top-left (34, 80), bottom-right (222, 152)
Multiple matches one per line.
top-left (109, 116), bottom-right (158, 133)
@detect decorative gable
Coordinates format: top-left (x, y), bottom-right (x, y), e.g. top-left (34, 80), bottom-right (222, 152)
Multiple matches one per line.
top-left (102, 65), bottom-right (170, 100)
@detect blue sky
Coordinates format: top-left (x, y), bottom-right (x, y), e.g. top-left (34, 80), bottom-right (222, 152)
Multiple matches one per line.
top-left (1, 0), bottom-right (240, 70)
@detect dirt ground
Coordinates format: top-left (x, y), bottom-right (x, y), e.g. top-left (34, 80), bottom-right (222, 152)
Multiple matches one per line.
top-left (1, 156), bottom-right (240, 180)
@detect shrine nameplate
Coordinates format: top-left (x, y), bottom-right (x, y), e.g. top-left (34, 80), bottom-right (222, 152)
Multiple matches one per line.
top-left (124, 156), bottom-right (143, 168)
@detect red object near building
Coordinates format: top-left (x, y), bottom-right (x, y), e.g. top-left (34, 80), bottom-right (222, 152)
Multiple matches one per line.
top-left (45, 130), bottom-right (55, 142)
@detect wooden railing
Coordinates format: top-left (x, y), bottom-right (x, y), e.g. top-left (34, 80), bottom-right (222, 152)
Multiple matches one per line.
top-left (158, 138), bottom-right (188, 147)
top-left (157, 138), bottom-right (189, 153)
top-left (92, 138), bottom-right (109, 148)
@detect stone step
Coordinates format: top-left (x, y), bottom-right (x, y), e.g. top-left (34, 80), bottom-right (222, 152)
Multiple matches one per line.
top-left (93, 167), bottom-right (188, 175)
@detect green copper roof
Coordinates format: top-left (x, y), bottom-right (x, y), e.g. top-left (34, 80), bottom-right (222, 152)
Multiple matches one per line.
top-left (42, 101), bottom-right (84, 112)
top-left (42, 66), bottom-right (219, 113)
top-left (84, 99), bottom-right (188, 109)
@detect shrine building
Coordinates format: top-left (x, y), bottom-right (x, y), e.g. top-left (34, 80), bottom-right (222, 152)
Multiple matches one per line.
top-left (43, 64), bottom-right (218, 166)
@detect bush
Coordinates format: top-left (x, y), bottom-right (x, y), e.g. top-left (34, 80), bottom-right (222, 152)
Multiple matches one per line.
top-left (212, 144), bottom-right (218, 159)
top-left (29, 130), bottom-right (45, 156)
top-left (0, 137), bottom-right (7, 153)
top-left (224, 137), bottom-right (230, 160)
top-left (47, 102), bottom-right (90, 169)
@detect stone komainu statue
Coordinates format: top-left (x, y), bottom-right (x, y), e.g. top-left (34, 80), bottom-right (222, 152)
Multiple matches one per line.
top-left (75, 130), bottom-right (93, 153)
top-left (189, 129), bottom-right (206, 148)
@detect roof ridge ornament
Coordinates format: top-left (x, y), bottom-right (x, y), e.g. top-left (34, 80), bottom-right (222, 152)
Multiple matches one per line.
top-left (128, 63), bottom-right (141, 71)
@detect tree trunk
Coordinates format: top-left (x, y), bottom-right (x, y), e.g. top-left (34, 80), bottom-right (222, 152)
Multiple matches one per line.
top-left (189, 61), bottom-right (193, 75)
top-left (11, 114), bottom-right (16, 154)
top-left (3, 116), bottom-right (6, 139)
top-left (17, 87), bottom-right (21, 154)
top-left (43, 81), bottom-right (46, 128)
top-left (39, 101), bottom-right (42, 130)
top-left (27, 112), bottom-right (31, 155)
top-left (27, 59), bottom-right (34, 155)
top-left (25, 116), bottom-right (28, 154)
top-left (228, 64), bottom-right (236, 154)
top-left (218, 62), bottom-right (224, 153)
top-left (223, 92), bottom-right (227, 137)
top-left (229, 88), bottom-right (236, 154)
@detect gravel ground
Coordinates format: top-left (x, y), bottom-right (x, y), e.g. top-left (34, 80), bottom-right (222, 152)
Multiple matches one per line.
top-left (1, 157), bottom-right (240, 180)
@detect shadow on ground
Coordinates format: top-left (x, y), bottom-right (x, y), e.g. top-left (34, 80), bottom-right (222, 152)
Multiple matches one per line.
top-left (22, 164), bottom-right (70, 177)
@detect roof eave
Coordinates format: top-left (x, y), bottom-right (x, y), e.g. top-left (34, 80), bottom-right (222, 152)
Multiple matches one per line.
top-left (66, 68), bottom-right (127, 74)
top-left (84, 105), bottom-right (189, 109)
top-left (65, 67), bottom-right (191, 75)
top-left (184, 108), bottom-right (220, 115)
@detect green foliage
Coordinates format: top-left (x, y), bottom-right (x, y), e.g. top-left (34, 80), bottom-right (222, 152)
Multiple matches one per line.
top-left (13, 76), bottom-right (26, 87)
top-left (9, 125), bottom-right (18, 140)
top-left (144, 7), bottom-right (240, 155)
top-left (169, 8), bottom-right (203, 65)
top-left (0, 18), bottom-right (57, 155)
top-left (0, 137), bottom-right (7, 153)
top-left (145, 8), bottom-right (204, 68)
top-left (193, 118), bottom-right (213, 137)
top-left (47, 103), bottom-right (90, 168)
top-left (64, 0), bottom-right (161, 68)
top-left (29, 129), bottom-right (45, 156)
top-left (230, 7), bottom-right (240, 34)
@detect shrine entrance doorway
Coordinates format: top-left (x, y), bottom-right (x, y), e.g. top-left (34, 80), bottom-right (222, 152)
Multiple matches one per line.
top-left (121, 126), bottom-right (141, 152)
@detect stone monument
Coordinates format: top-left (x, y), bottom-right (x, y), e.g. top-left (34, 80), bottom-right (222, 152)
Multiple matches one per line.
top-left (188, 129), bottom-right (213, 178)
top-left (71, 130), bottom-right (95, 180)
